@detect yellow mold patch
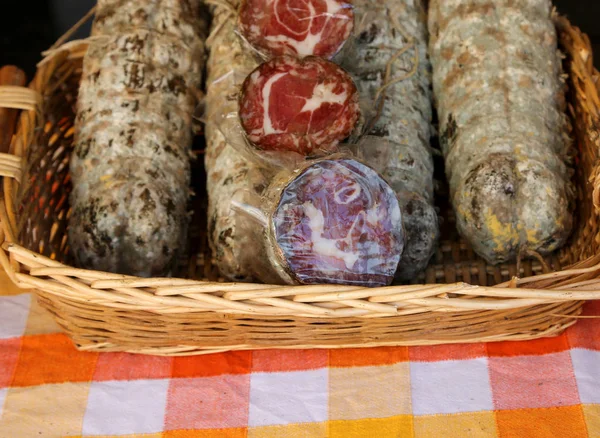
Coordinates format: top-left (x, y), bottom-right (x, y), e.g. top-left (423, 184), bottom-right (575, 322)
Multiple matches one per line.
top-left (485, 213), bottom-right (519, 249)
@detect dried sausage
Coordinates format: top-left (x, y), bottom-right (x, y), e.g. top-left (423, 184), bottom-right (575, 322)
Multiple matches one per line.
top-left (68, 0), bottom-right (207, 276)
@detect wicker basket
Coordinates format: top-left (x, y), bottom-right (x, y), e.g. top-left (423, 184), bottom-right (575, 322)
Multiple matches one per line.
top-left (0, 11), bottom-right (599, 356)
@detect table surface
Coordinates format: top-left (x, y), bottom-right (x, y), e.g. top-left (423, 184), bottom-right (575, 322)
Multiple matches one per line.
top-left (0, 270), bottom-right (25, 297)
top-left (0, 269), bottom-right (599, 437)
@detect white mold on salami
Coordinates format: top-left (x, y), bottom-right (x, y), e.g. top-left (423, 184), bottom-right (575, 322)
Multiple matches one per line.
top-left (341, 0), bottom-right (439, 281)
top-left (237, 0), bottom-right (354, 59)
top-left (69, 178), bottom-right (187, 277)
top-left (68, 0), bottom-right (207, 276)
top-left (239, 55), bottom-right (360, 155)
top-left (428, 0), bottom-right (574, 264)
top-left (205, 0), bottom-right (265, 282)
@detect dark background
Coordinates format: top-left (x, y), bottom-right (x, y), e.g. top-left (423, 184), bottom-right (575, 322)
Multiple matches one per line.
top-left (1, 0), bottom-right (599, 81)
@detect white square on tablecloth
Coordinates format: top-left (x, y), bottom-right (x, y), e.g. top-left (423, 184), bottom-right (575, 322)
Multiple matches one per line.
top-left (410, 358), bottom-right (494, 415)
top-left (0, 294), bottom-right (30, 339)
top-left (82, 379), bottom-right (169, 435)
top-left (0, 388), bottom-right (7, 416)
top-left (571, 348), bottom-right (600, 404)
top-left (249, 369), bottom-right (328, 427)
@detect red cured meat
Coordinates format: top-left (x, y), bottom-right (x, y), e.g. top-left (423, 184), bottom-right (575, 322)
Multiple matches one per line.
top-left (272, 159), bottom-right (404, 286)
top-left (239, 55), bottom-right (360, 155)
top-left (237, 0), bottom-right (354, 59)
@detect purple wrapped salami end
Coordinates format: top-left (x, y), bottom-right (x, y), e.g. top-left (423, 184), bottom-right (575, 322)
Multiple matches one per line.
top-left (271, 158), bottom-right (404, 287)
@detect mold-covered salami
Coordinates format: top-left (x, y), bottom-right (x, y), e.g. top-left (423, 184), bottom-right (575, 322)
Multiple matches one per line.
top-left (341, 0), bottom-right (439, 281)
top-left (428, 0), bottom-right (574, 264)
top-left (237, 0), bottom-right (354, 59)
top-left (239, 55), bottom-right (360, 155)
top-left (206, 0), bottom-right (404, 286)
top-left (68, 0), bottom-right (207, 276)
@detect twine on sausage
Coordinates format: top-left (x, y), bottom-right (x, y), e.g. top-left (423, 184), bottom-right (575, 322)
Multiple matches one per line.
top-left (205, 0), bottom-right (238, 46)
top-left (50, 5), bottom-right (97, 51)
top-left (37, 5), bottom-right (99, 67)
top-left (516, 245), bottom-right (553, 281)
top-left (205, 0), bottom-right (238, 15)
top-left (374, 4), bottom-right (420, 100)
top-left (363, 4), bottom-right (420, 134)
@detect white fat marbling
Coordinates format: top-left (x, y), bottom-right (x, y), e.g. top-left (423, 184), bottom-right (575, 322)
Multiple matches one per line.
top-left (366, 203), bottom-right (385, 225)
top-left (300, 82), bottom-right (348, 112)
top-left (334, 182), bottom-right (361, 204)
top-left (303, 201), bottom-right (362, 269)
top-left (261, 72), bottom-right (287, 135)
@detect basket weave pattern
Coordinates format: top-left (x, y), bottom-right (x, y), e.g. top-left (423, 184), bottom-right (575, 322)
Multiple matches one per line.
top-left (0, 16), bottom-right (600, 355)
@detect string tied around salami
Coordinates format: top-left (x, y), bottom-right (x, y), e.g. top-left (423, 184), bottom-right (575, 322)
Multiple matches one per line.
top-left (356, 4), bottom-right (420, 139)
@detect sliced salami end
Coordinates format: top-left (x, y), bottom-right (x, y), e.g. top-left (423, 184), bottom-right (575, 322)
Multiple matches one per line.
top-left (239, 55), bottom-right (360, 155)
top-left (237, 0), bottom-right (354, 59)
top-left (272, 158), bottom-right (404, 286)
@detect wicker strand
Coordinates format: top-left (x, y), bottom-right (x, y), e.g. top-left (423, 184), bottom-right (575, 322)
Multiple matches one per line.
top-left (3, 241), bottom-right (600, 316)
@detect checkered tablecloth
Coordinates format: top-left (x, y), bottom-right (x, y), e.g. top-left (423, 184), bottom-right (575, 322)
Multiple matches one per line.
top-left (0, 292), bottom-right (599, 437)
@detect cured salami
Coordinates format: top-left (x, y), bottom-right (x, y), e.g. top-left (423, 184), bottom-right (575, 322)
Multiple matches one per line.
top-left (206, 0), bottom-right (404, 286)
top-left (239, 55), bottom-right (360, 155)
top-left (428, 0), bottom-right (574, 264)
top-left (271, 158), bottom-right (404, 286)
top-left (341, 0), bottom-right (439, 281)
top-left (68, 0), bottom-right (207, 276)
top-left (237, 0), bottom-right (354, 59)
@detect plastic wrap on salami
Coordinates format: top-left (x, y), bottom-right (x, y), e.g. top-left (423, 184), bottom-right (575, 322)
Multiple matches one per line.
top-left (239, 55), bottom-right (360, 155)
top-left (270, 158), bottom-right (403, 285)
top-left (206, 0), bottom-right (404, 285)
top-left (68, 0), bottom-right (207, 276)
top-left (237, 0), bottom-right (354, 59)
top-left (205, 0), bottom-right (268, 282)
top-left (340, 0), bottom-right (439, 281)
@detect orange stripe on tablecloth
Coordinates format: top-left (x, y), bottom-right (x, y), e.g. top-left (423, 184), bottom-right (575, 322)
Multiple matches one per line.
top-left (251, 349), bottom-right (327, 372)
top-left (11, 333), bottom-right (98, 387)
top-left (486, 333), bottom-right (570, 357)
top-left (247, 422), bottom-right (327, 437)
top-left (412, 411), bottom-right (497, 437)
top-left (329, 347), bottom-right (409, 367)
top-left (328, 415), bottom-right (414, 438)
top-left (567, 301), bottom-right (600, 351)
top-left (171, 351), bottom-right (251, 378)
top-left (163, 428), bottom-right (247, 437)
top-left (409, 342), bottom-right (487, 361)
top-left (495, 405), bottom-right (588, 438)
